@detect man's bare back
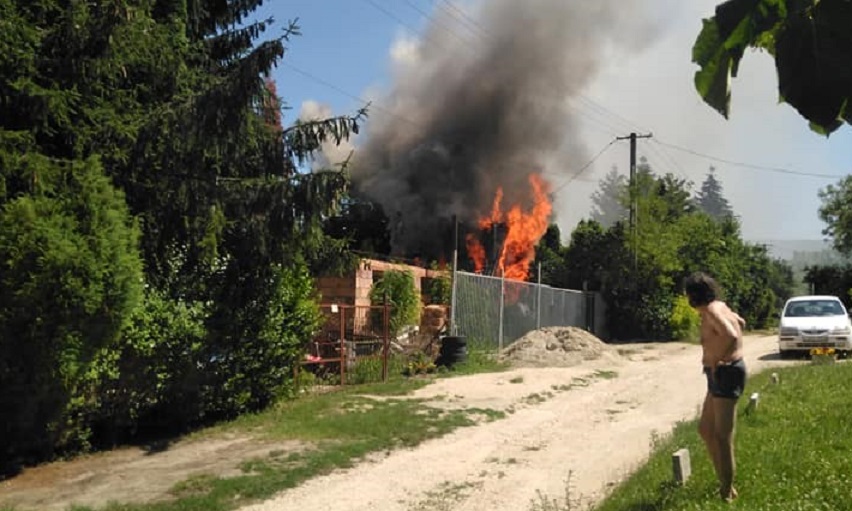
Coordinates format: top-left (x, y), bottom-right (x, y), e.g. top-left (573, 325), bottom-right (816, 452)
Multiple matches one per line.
top-left (700, 301), bottom-right (744, 368)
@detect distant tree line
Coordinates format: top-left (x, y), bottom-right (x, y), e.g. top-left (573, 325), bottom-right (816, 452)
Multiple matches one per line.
top-left (590, 162), bottom-right (733, 227)
top-left (536, 160), bottom-right (795, 340)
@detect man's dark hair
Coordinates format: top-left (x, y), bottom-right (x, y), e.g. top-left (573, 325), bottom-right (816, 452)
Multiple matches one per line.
top-left (684, 272), bottom-right (721, 307)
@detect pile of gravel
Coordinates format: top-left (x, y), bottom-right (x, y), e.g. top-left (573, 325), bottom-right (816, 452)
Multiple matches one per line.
top-left (498, 326), bottom-right (620, 368)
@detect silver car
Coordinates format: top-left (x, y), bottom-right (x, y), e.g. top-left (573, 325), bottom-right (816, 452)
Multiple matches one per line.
top-left (778, 295), bottom-right (852, 359)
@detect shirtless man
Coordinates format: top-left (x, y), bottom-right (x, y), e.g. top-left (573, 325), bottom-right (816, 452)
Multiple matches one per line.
top-left (684, 272), bottom-right (746, 502)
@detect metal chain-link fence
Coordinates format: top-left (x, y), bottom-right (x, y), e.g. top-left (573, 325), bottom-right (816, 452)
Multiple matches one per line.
top-left (451, 271), bottom-right (605, 350)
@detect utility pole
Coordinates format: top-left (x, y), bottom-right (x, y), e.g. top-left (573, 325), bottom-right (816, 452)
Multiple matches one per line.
top-left (616, 132), bottom-right (653, 285)
top-left (616, 132), bottom-right (653, 233)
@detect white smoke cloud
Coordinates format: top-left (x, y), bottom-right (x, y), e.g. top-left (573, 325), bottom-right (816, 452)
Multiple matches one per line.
top-left (299, 100), bottom-right (357, 170)
top-left (389, 31), bottom-right (421, 69)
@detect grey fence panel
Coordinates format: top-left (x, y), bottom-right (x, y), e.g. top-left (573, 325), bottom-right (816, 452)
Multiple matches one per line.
top-left (538, 286), bottom-right (586, 330)
top-left (453, 272), bottom-right (502, 348)
top-left (500, 279), bottom-right (538, 349)
top-left (452, 271), bottom-right (604, 351)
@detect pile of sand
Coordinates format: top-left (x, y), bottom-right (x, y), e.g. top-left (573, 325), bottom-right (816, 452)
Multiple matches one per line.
top-left (498, 326), bottom-right (620, 368)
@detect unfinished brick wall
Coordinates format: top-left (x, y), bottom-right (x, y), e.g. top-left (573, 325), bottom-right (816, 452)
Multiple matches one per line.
top-left (315, 259), bottom-right (450, 335)
top-left (315, 262), bottom-right (375, 308)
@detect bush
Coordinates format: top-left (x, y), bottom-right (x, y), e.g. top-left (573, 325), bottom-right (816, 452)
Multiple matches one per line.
top-left (669, 295), bottom-right (700, 342)
top-left (94, 289), bottom-right (208, 442)
top-left (200, 261), bottom-right (322, 420)
top-left (426, 262), bottom-right (452, 305)
top-left (370, 270), bottom-right (421, 336)
top-left (0, 157), bottom-right (143, 466)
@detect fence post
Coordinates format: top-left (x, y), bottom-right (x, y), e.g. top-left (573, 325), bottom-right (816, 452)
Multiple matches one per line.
top-left (382, 300), bottom-right (390, 382)
top-left (339, 306), bottom-right (346, 386)
top-left (536, 263), bottom-right (542, 330)
top-left (498, 272), bottom-right (505, 351)
top-left (450, 249), bottom-right (458, 336)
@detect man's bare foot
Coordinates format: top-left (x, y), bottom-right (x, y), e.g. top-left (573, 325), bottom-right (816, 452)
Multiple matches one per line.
top-left (721, 486), bottom-right (738, 502)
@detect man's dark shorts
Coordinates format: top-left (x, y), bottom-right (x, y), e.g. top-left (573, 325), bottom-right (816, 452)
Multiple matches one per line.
top-left (704, 358), bottom-right (747, 399)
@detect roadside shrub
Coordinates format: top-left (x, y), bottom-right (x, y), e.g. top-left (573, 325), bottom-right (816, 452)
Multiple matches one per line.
top-left (94, 289), bottom-right (208, 442)
top-left (370, 270), bottom-right (421, 336)
top-left (0, 157), bottom-right (143, 466)
top-left (200, 261), bottom-right (322, 420)
top-left (669, 295), bottom-right (700, 342)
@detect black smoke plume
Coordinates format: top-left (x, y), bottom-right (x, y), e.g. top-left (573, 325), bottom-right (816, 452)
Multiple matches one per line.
top-left (352, 0), bottom-right (654, 260)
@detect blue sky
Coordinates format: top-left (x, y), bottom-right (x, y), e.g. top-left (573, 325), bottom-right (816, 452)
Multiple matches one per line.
top-left (256, 1), bottom-right (852, 245)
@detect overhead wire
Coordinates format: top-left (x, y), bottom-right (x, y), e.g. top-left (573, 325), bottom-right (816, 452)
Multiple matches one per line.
top-left (426, 0), bottom-right (657, 139)
top-left (438, 0), bottom-right (490, 39)
top-left (360, 0), bottom-right (479, 56)
top-left (643, 141), bottom-right (689, 181)
top-left (286, 2), bottom-right (849, 185)
top-left (654, 139), bottom-right (848, 180)
top-left (400, 0), bottom-right (478, 46)
top-left (281, 60), bottom-right (423, 130)
top-left (552, 139), bottom-right (619, 194)
top-left (648, 141), bottom-right (688, 177)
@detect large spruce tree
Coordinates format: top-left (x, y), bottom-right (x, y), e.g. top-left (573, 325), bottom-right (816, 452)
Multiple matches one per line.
top-left (1, 0), bottom-right (363, 466)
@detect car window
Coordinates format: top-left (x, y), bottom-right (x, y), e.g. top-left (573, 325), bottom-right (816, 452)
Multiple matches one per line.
top-left (783, 300), bottom-right (845, 317)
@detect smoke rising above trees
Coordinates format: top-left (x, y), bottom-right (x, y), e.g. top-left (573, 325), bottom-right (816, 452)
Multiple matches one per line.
top-left (351, 0), bottom-right (658, 259)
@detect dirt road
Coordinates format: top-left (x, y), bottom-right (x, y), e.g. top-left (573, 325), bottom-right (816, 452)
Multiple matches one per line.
top-left (0, 335), bottom-right (788, 511)
top-left (243, 335), bottom-right (786, 511)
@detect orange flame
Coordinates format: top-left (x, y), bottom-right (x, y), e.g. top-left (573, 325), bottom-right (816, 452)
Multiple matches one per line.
top-left (479, 187), bottom-right (504, 229)
top-left (465, 233), bottom-right (487, 274)
top-left (467, 174), bottom-right (552, 281)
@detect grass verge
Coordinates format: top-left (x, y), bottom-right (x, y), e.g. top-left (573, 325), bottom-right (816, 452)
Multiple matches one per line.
top-left (593, 361), bottom-right (852, 511)
top-left (443, 339), bottom-right (511, 376)
top-left (53, 378), bottom-right (503, 511)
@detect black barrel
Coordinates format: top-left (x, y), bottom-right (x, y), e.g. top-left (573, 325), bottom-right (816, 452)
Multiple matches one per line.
top-left (436, 335), bottom-right (468, 368)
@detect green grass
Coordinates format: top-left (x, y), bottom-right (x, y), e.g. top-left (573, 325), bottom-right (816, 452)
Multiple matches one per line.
top-left (62, 378), bottom-right (502, 511)
top-left (439, 342), bottom-right (511, 376)
top-left (2, 347), bottom-right (506, 511)
top-left (593, 362), bottom-right (852, 511)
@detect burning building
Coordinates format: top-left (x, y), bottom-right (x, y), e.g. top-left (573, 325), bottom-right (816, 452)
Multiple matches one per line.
top-left (350, 0), bottom-right (653, 280)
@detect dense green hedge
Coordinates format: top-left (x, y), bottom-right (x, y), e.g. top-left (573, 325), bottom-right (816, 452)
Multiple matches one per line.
top-left (0, 157), bottom-right (143, 464)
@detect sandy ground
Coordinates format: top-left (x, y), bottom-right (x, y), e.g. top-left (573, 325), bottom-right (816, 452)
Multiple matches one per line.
top-left (242, 335), bottom-right (789, 511)
top-left (0, 334), bottom-right (789, 511)
top-left (0, 435), bottom-right (301, 511)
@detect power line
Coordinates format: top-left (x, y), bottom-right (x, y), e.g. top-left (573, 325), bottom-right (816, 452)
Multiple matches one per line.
top-left (438, 0), bottom-right (490, 39)
top-left (284, 57), bottom-right (850, 186)
top-left (360, 0), bottom-right (478, 56)
top-left (400, 0), bottom-right (477, 46)
top-left (654, 139), bottom-right (848, 180)
top-left (644, 141), bottom-right (688, 182)
top-left (649, 142), bottom-right (687, 178)
top-left (576, 96), bottom-right (649, 135)
top-left (390, 1), bottom-right (841, 184)
top-left (284, 6), bottom-right (848, 187)
top-left (552, 139), bottom-right (618, 193)
top-left (418, 0), bottom-right (654, 138)
top-left (281, 60), bottom-right (426, 130)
